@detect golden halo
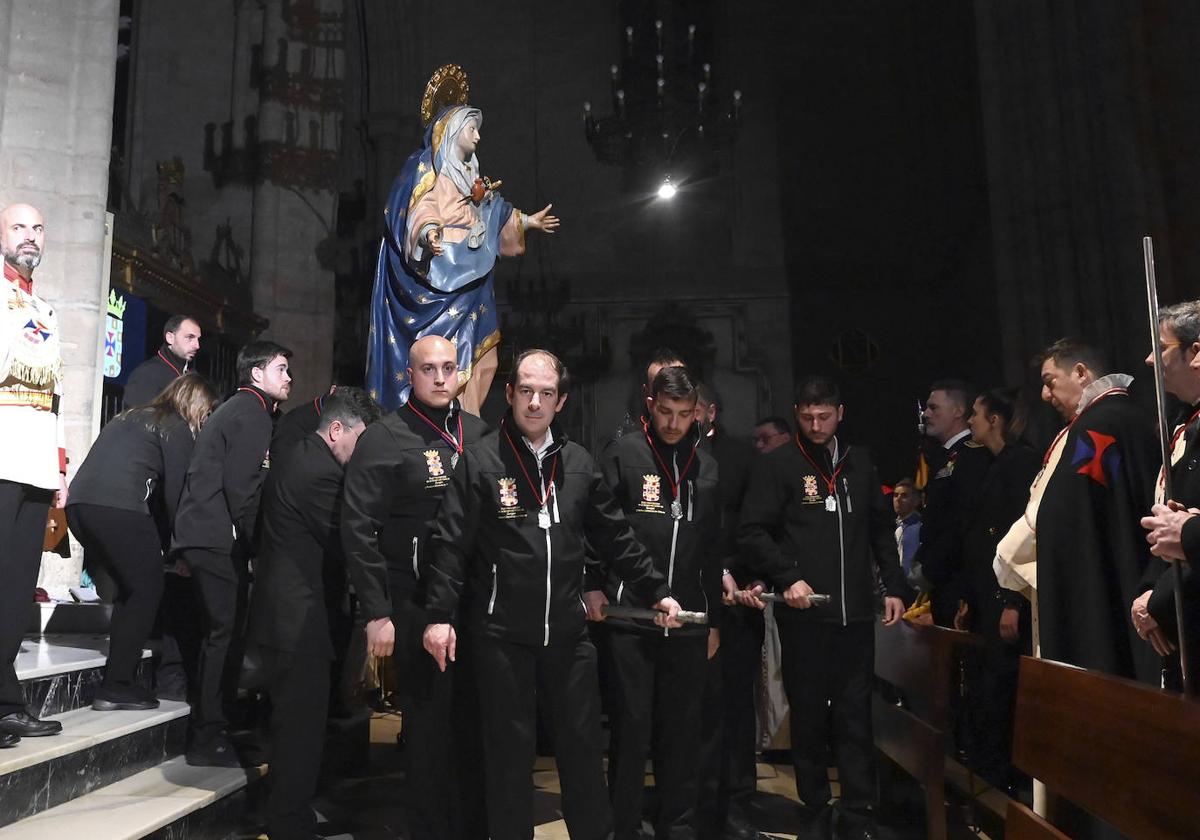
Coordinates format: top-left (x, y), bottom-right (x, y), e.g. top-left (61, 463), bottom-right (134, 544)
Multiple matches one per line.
top-left (420, 64), bottom-right (471, 127)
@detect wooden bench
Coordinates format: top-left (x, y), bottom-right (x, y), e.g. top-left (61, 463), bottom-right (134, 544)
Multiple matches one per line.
top-left (873, 621), bottom-right (981, 840)
top-left (1007, 656), bottom-right (1200, 838)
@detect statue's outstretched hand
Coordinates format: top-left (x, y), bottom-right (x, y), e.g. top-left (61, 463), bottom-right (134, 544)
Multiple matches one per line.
top-left (527, 203), bottom-right (560, 234)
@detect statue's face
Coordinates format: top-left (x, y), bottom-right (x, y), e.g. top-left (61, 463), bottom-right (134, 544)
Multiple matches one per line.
top-left (455, 119), bottom-right (480, 159)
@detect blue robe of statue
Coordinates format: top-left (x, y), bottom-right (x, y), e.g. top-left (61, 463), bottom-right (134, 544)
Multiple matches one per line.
top-left (366, 106), bottom-right (514, 410)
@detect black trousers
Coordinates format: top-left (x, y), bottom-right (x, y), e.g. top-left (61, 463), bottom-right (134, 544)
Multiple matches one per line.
top-left (155, 571), bottom-right (202, 699)
top-left (67, 504), bottom-right (164, 687)
top-left (392, 595), bottom-right (486, 840)
top-left (602, 628), bottom-right (707, 840)
top-left (261, 645), bottom-right (329, 840)
top-left (777, 618), bottom-right (876, 810)
top-left (0, 480), bottom-right (52, 716)
top-left (184, 547), bottom-right (250, 742)
top-left (475, 628), bottom-right (612, 840)
top-left (964, 594), bottom-right (1029, 787)
top-left (696, 606), bottom-right (765, 838)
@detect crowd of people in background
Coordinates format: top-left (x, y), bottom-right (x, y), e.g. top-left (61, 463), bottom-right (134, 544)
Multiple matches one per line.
top-left (3, 200), bottom-right (1198, 840)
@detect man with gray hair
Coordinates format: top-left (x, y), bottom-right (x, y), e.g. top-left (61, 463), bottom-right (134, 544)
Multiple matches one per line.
top-left (0, 203), bottom-right (67, 744)
top-left (1136, 300), bottom-right (1200, 692)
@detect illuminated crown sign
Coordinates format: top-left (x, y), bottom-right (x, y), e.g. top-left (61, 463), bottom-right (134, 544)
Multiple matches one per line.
top-left (107, 289), bottom-right (128, 319)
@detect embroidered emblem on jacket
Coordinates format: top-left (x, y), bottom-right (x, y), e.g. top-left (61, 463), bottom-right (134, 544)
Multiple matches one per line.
top-left (498, 477), bottom-right (519, 507)
top-left (642, 474), bottom-right (661, 503)
top-left (803, 474), bottom-right (819, 498)
top-left (425, 449), bottom-right (445, 477)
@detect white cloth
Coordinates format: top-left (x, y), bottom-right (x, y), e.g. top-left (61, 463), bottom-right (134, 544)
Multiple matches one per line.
top-left (0, 280), bottom-right (63, 490)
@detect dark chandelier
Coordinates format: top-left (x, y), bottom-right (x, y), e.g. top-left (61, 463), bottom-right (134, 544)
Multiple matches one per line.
top-left (583, 8), bottom-right (741, 190)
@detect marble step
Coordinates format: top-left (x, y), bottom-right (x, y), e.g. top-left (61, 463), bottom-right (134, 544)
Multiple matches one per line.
top-left (0, 700), bottom-right (189, 829)
top-left (0, 755), bottom-right (264, 840)
top-left (28, 602), bottom-right (113, 635)
top-left (16, 635), bottom-right (152, 717)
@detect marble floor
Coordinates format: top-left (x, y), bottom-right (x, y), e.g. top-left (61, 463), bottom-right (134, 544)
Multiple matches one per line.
top-left (255, 713), bottom-right (999, 840)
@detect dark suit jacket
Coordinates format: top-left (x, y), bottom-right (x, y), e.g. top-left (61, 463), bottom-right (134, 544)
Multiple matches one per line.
top-left (123, 346), bottom-right (188, 408)
top-left (247, 433), bottom-right (346, 659)
top-left (173, 386), bottom-right (274, 553)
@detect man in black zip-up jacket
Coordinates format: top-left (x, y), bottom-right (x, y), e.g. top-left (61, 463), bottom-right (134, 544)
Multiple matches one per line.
top-left (423, 349), bottom-right (681, 840)
top-left (123, 314), bottom-right (201, 407)
top-left (739, 376), bottom-right (904, 839)
top-left (341, 336), bottom-right (488, 840)
top-left (247, 387), bottom-right (377, 840)
top-left (586, 365), bottom-right (720, 840)
top-left (173, 340), bottom-right (292, 766)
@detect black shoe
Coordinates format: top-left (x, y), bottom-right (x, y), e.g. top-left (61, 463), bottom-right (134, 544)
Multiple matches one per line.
top-left (0, 731), bottom-right (19, 748)
top-left (0, 710), bottom-right (62, 737)
top-left (93, 684), bottom-right (160, 711)
top-left (186, 735), bottom-right (243, 768)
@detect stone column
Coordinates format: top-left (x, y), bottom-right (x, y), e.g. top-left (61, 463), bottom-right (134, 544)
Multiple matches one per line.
top-left (0, 0), bottom-right (119, 592)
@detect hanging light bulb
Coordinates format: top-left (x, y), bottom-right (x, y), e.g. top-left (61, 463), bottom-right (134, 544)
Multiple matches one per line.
top-left (657, 175), bottom-right (677, 200)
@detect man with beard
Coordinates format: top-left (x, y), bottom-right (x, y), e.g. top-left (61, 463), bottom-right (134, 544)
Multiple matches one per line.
top-left (994, 338), bottom-right (1159, 684)
top-left (174, 340), bottom-right (293, 766)
top-left (0, 203), bottom-right (66, 745)
top-left (341, 335), bottom-right (488, 839)
top-left (422, 349), bottom-right (681, 840)
top-left (586, 364), bottom-right (721, 840)
top-left (123, 315), bottom-right (202, 407)
top-left (739, 376), bottom-right (905, 840)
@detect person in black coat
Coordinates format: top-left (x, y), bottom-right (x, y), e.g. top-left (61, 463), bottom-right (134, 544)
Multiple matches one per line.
top-left (173, 340), bottom-right (293, 766)
top-left (586, 365), bottom-right (721, 840)
top-left (422, 349), bottom-right (682, 840)
top-left (272, 385), bottom-right (337, 455)
top-left (341, 336), bottom-right (488, 840)
top-left (1136, 301), bottom-right (1200, 692)
top-left (914, 380), bottom-right (993, 626)
top-left (247, 387), bottom-right (379, 840)
top-left (694, 384), bottom-right (765, 840)
top-left (123, 315), bottom-right (202, 408)
top-left (67, 374), bottom-right (218, 710)
top-left (739, 376), bottom-right (904, 839)
top-left (956, 388), bottom-right (1039, 789)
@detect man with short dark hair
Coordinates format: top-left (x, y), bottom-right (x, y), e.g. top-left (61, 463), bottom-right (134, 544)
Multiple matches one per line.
top-left (341, 335), bottom-right (489, 839)
top-left (422, 349), bottom-right (681, 840)
top-left (174, 339), bottom-right (293, 765)
top-left (740, 376), bottom-right (904, 838)
top-left (914, 379), bottom-right (992, 624)
top-left (247, 387), bottom-right (378, 840)
top-left (124, 315), bottom-right (202, 407)
top-left (995, 337), bottom-right (1159, 683)
top-left (753, 416), bottom-right (791, 454)
top-left (0, 202), bottom-right (66, 745)
top-left (586, 364), bottom-right (721, 840)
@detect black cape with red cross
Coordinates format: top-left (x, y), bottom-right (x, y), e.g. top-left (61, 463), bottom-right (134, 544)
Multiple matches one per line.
top-left (1034, 389), bottom-right (1162, 684)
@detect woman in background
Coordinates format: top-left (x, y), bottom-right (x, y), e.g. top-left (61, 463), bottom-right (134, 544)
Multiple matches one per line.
top-left (959, 387), bottom-right (1040, 791)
